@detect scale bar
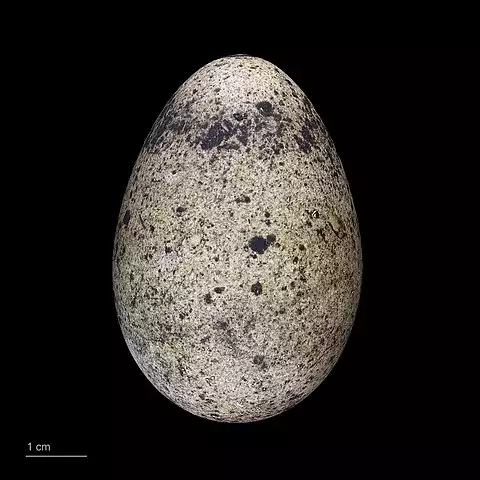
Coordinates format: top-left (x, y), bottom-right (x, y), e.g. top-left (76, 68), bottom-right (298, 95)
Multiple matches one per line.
top-left (26, 455), bottom-right (87, 458)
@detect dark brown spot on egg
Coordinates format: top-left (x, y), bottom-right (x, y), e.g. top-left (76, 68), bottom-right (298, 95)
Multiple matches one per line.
top-left (256, 101), bottom-right (273, 116)
top-left (204, 293), bottom-right (213, 304)
top-left (122, 210), bottom-right (131, 226)
top-left (253, 355), bottom-right (264, 365)
top-left (251, 282), bottom-right (262, 296)
top-left (248, 236), bottom-right (273, 254)
top-left (235, 194), bottom-right (251, 204)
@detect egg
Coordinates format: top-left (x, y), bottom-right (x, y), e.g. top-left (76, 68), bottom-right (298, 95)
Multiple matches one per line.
top-left (112, 55), bottom-right (362, 422)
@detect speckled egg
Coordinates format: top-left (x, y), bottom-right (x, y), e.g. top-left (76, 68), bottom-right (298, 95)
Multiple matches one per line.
top-left (112, 55), bottom-right (362, 422)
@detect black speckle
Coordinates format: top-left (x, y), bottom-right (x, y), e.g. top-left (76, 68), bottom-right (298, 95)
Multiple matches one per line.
top-left (306, 220), bottom-right (312, 228)
top-left (294, 134), bottom-right (312, 153)
top-left (265, 211), bottom-right (270, 218)
top-left (176, 206), bottom-right (187, 214)
top-left (266, 234), bottom-right (276, 245)
top-left (235, 194), bottom-right (251, 204)
top-left (290, 281), bottom-right (295, 288)
top-left (233, 112), bottom-right (244, 121)
top-left (281, 286), bottom-right (287, 291)
top-left (248, 236), bottom-right (271, 254)
top-left (293, 256), bottom-right (299, 264)
top-left (299, 244), bottom-right (306, 251)
top-left (201, 121), bottom-right (235, 150)
top-left (214, 87), bottom-right (220, 93)
top-left (122, 210), bottom-right (131, 226)
top-left (215, 321), bottom-right (228, 330)
top-left (265, 219), bottom-right (271, 226)
top-left (204, 293), bottom-right (213, 304)
top-left (317, 228), bottom-right (326, 242)
top-left (251, 281), bottom-right (262, 296)
top-left (236, 125), bottom-right (249, 146)
top-left (213, 287), bottom-right (225, 294)
top-left (255, 121), bottom-right (266, 132)
top-left (301, 125), bottom-right (314, 146)
top-left (149, 225), bottom-right (155, 233)
top-left (253, 355), bottom-right (264, 365)
top-left (256, 101), bottom-right (273, 116)
top-left (165, 246), bottom-right (173, 254)
top-left (214, 255), bottom-right (219, 262)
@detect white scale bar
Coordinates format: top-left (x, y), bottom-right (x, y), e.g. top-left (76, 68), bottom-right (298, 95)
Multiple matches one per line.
top-left (26, 455), bottom-right (87, 458)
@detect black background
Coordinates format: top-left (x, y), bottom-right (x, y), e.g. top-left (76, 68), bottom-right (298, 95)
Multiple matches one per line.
top-left (21, 49), bottom-right (477, 469)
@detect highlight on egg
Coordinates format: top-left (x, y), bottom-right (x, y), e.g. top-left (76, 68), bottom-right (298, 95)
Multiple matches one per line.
top-left (112, 55), bottom-right (362, 422)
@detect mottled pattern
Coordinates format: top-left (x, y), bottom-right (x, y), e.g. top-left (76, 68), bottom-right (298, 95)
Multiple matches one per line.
top-left (112, 55), bottom-right (362, 422)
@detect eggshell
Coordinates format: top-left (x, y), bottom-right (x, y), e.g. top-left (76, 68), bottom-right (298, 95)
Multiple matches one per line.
top-left (112, 55), bottom-right (362, 422)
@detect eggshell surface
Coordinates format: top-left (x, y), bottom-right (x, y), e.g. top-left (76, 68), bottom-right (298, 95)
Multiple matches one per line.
top-left (112, 55), bottom-right (362, 422)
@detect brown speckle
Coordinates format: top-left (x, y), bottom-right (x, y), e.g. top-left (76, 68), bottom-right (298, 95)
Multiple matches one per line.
top-left (251, 281), bottom-right (263, 296)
